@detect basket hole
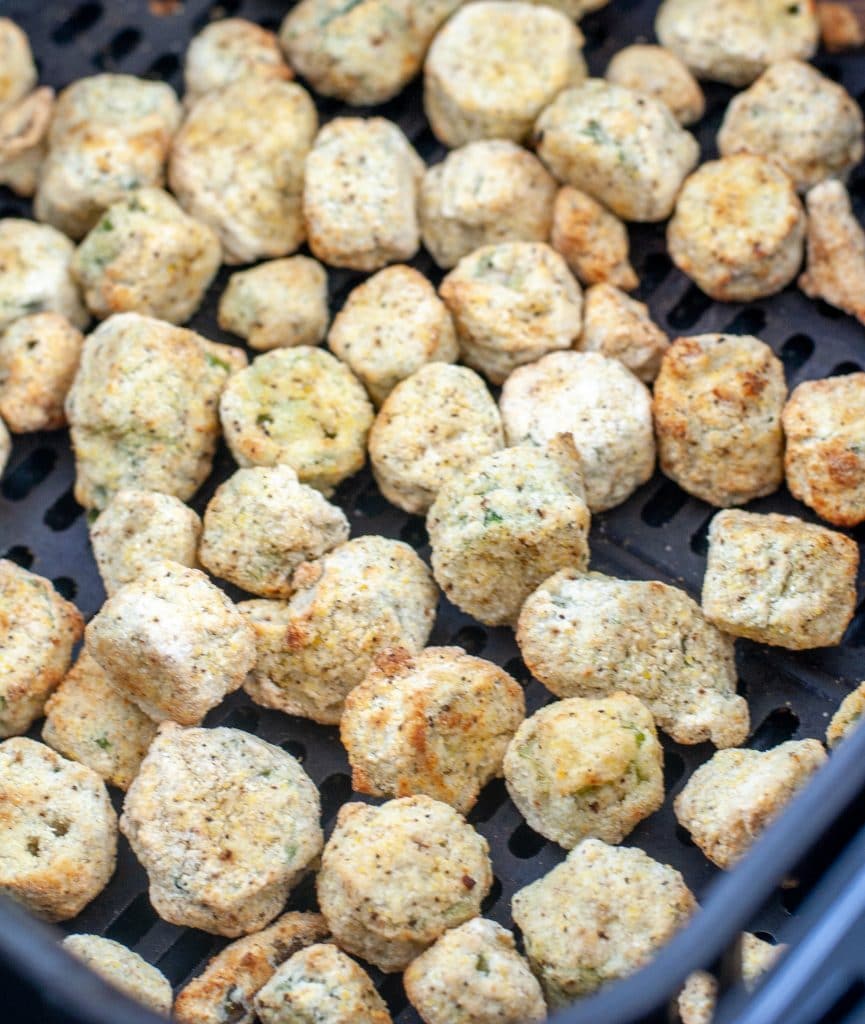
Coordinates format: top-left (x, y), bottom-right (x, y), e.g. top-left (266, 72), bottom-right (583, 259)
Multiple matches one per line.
top-left (690, 513), bottom-right (714, 556)
top-left (94, 28), bottom-right (143, 69)
top-left (753, 930), bottom-right (778, 945)
top-left (2, 545), bottom-right (33, 569)
top-left (780, 333), bottom-right (815, 374)
top-left (504, 656), bottom-right (532, 686)
top-left (221, 705), bottom-right (259, 733)
top-left (320, 773), bottom-right (352, 823)
top-left (51, 2), bottom-right (103, 44)
top-left (52, 576), bottom-right (77, 601)
top-left (641, 479), bottom-right (688, 527)
top-left (721, 307), bottom-right (767, 336)
top-left (481, 875), bottom-right (503, 915)
top-left (508, 822), bottom-right (546, 859)
top-left (667, 284), bottom-right (713, 331)
top-left (450, 624), bottom-right (487, 655)
top-left (156, 929), bottom-right (219, 986)
top-left (280, 739), bottom-right (307, 763)
top-left (145, 53), bottom-right (181, 83)
top-left (468, 778), bottom-right (508, 826)
top-left (676, 824), bottom-right (696, 848)
top-left (832, 360), bottom-right (863, 376)
top-left (104, 891), bottom-right (160, 946)
top-left (44, 487), bottom-right (84, 531)
top-left (664, 750), bottom-right (686, 791)
top-left (637, 252), bottom-right (672, 297)
top-left (844, 599), bottom-right (865, 646)
top-left (814, 300), bottom-right (845, 320)
top-left (1, 448), bottom-right (57, 501)
top-left (820, 62), bottom-right (844, 83)
top-left (748, 707), bottom-right (799, 750)
top-left (378, 974), bottom-right (408, 1018)
top-left (399, 517), bottom-right (428, 549)
top-left (580, 19), bottom-right (608, 51)
top-left (354, 484), bottom-right (390, 518)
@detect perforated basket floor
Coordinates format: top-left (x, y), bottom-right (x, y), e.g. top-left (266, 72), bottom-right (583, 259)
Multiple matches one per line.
top-left (2, 0), bottom-right (865, 1021)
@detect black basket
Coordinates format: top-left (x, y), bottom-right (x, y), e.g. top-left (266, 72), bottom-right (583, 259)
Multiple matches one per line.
top-left (2, 1), bottom-right (865, 1022)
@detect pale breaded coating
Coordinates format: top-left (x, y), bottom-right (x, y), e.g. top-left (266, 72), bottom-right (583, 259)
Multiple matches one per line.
top-left (341, 645), bottom-right (525, 814)
top-left (303, 117), bottom-right (423, 272)
top-left (535, 80), bottom-right (699, 223)
top-left (122, 724), bottom-right (323, 937)
top-left (655, 0), bottom-right (819, 86)
top-left (420, 141), bottom-right (558, 270)
top-left (219, 346), bottom-right (373, 496)
top-left (605, 45), bottom-right (705, 126)
top-left (424, 1), bottom-right (586, 147)
top-left (819, 2), bottom-right (865, 51)
top-left (199, 465), bottom-right (349, 599)
top-left (718, 61), bottom-right (863, 193)
top-left (369, 363), bottom-right (504, 515)
top-left (517, 569), bottom-right (747, 747)
top-left (0, 737), bottom-right (117, 922)
top-left (317, 796), bottom-right (492, 973)
top-left (241, 536), bottom-right (437, 724)
top-left (255, 943), bottom-right (392, 1024)
top-left (90, 489), bottom-right (201, 597)
top-left (63, 935), bottom-right (172, 1015)
top-left (0, 559), bottom-right (84, 739)
top-left (675, 740), bottom-right (827, 869)
top-left (679, 934), bottom-right (785, 1023)
top-left (701, 510), bottom-right (859, 649)
top-left (0, 415), bottom-right (9, 476)
top-left (86, 560), bottom-right (255, 725)
top-left (0, 86), bottom-right (54, 197)
top-left (42, 651), bottom-right (158, 791)
top-left (404, 918), bottom-right (546, 1024)
top-left (827, 682), bottom-right (865, 748)
top-left (169, 78), bottom-right (317, 265)
top-left (328, 265), bottom-right (458, 407)
top-left (66, 314), bottom-right (246, 510)
top-left (504, 694), bottom-right (664, 848)
top-left (35, 74), bottom-right (182, 240)
top-left (218, 257), bottom-right (329, 352)
top-left (0, 313), bottom-right (83, 432)
top-left (184, 18), bottom-right (293, 107)
top-left (550, 187), bottom-right (638, 291)
top-left (578, 283), bottom-right (668, 382)
top-left (799, 180), bottom-right (865, 325)
top-left (427, 436), bottom-right (590, 626)
top-left (72, 188), bottom-right (221, 325)
top-left (668, 155), bottom-right (806, 301)
top-left (174, 912), bottom-right (329, 1024)
top-left (501, 0), bottom-right (609, 15)
top-left (512, 838), bottom-right (696, 1007)
top-left (653, 333), bottom-right (787, 506)
top-left (782, 372), bottom-right (865, 527)
top-left (280, 0), bottom-right (463, 106)
top-left (499, 350), bottom-right (655, 512)
top-left (0, 219), bottom-right (87, 334)
top-left (0, 19), bottom-right (36, 114)
top-left (440, 242), bottom-right (583, 385)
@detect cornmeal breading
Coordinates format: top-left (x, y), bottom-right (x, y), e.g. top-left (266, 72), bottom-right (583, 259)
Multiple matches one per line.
top-left (63, 936), bottom-right (172, 1015)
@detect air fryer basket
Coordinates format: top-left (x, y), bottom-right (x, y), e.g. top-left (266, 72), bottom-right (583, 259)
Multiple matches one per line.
top-left (2, 1), bottom-right (865, 1022)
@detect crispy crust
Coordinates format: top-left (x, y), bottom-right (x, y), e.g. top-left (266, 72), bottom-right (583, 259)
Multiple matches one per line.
top-left (605, 44), bottom-right (704, 126)
top-left (578, 283), bottom-right (668, 382)
top-left (827, 681), bottom-right (865, 748)
top-left (550, 187), bottom-right (638, 291)
top-left (184, 18), bottom-right (292, 106)
top-left (63, 935), bottom-right (172, 1015)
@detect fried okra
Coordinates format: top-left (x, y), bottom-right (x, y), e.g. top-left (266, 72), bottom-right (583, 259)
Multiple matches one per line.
top-left (701, 510), bottom-right (859, 649)
top-left (341, 646), bottom-right (525, 813)
top-left (579, 283), bottom-right (669, 382)
top-left (668, 155), bottom-right (806, 301)
top-left (66, 314), bottom-right (245, 510)
top-left (122, 724), bottom-right (323, 936)
top-left (799, 180), bottom-right (865, 325)
top-left (535, 79), bottom-right (699, 223)
top-left (174, 912), bottom-right (329, 1024)
top-left (782, 372), bottom-right (865, 527)
top-left (42, 651), bottom-right (157, 792)
top-left (605, 44), bottom-right (705, 126)
top-left (0, 219), bottom-right (87, 334)
top-left (440, 242), bottom-right (583, 384)
top-left (550, 187), bottom-right (638, 291)
top-left (280, 0), bottom-right (463, 106)
top-left (0, 19), bottom-right (36, 114)
top-left (653, 333), bottom-right (787, 506)
top-left (303, 117), bottom-right (423, 271)
top-left (90, 489), bottom-right (202, 597)
top-left (86, 561), bottom-right (256, 726)
top-left (427, 437), bottom-right (591, 626)
top-left (655, 0), bottom-right (819, 86)
top-left (819, 2), bottom-right (865, 51)
top-left (500, 350), bottom-right (655, 512)
top-left (63, 936), bottom-right (172, 1016)
top-left (679, 935), bottom-right (785, 1024)
top-left (36, 74), bottom-right (181, 239)
top-left (404, 918), bottom-right (546, 1024)
top-left (170, 79), bottom-right (317, 265)
top-left (72, 188), bottom-right (221, 325)
top-left (517, 569), bottom-right (747, 747)
top-left (0, 86), bottom-right (54, 197)
top-left (0, 559), bottom-right (83, 739)
top-left (0, 313), bottom-right (83, 433)
top-left (317, 796), bottom-right (492, 973)
top-left (675, 740), bottom-right (827, 869)
top-left (241, 536), bottom-right (437, 724)
top-left (424, 1), bottom-right (587, 147)
top-left (420, 141), bottom-right (558, 270)
top-left (512, 839), bottom-right (696, 1007)
top-left (218, 257), bottom-right (329, 352)
top-left (0, 737), bottom-right (117, 922)
top-left (369, 363), bottom-right (504, 515)
top-left (255, 943), bottom-right (392, 1024)
top-left (328, 265), bottom-right (458, 407)
top-left (199, 465), bottom-right (349, 599)
top-left (219, 346), bottom-right (373, 496)
top-left (502, 0), bottom-right (608, 15)
top-left (504, 694), bottom-right (664, 848)
top-left (184, 18), bottom-right (293, 107)
top-left (827, 682), bottom-right (865, 748)
top-left (718, 61), bottom-right (863, 193)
